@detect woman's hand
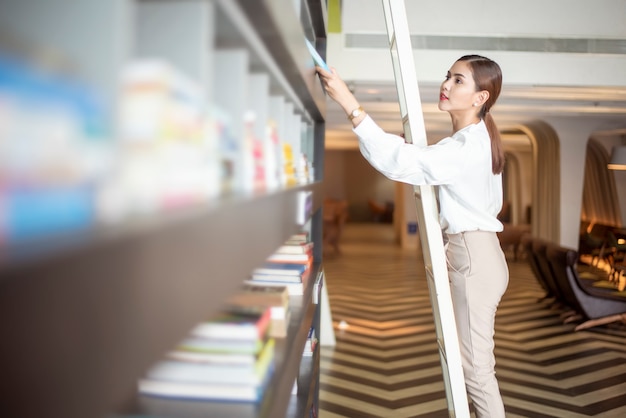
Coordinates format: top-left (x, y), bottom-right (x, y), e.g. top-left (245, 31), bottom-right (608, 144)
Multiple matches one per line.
top-left (316, 66), bottom-right (365, 125)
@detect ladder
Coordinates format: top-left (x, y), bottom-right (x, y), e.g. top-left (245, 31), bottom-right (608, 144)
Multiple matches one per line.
top-left (380, 1), bottom-right (470, 416)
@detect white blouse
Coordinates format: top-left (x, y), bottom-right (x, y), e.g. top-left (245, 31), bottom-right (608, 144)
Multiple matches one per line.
top-left (353, 115), bottom-right (503, 234)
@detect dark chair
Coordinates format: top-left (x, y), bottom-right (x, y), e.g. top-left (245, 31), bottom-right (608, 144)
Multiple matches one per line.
top-left (545, 244), bottom-right (626, 331)
top-left (545, 243), bottom-right (586, 323)
top-left (532, 237), bottom-right (569, 311)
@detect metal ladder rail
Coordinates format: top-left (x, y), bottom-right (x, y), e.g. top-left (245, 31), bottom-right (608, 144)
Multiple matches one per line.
top-left (380, 1), bottom-right (470, 416)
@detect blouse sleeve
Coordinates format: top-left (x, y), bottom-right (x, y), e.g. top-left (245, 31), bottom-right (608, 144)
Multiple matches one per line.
top-left (353, 115), bottom-right (467, 186)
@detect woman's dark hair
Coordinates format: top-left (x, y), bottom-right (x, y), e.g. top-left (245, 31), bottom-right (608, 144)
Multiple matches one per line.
top-left (457, 55), bottom-right (505, 175)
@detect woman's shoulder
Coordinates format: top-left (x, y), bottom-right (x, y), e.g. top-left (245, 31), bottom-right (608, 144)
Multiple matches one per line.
top-left (453, 120), bottom-right (488, 143)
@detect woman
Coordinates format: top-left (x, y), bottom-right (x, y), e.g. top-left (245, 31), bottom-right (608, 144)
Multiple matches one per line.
top-left (317, 55), bottom-right (509, 417)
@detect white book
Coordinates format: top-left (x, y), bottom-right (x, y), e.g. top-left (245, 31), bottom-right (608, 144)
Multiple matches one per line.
top-left (146, 339), bottom-right (275, 386)
top-left (244, 279), bottom-right (304, 296)
top-left (139, 378), bottom-right (267, 402)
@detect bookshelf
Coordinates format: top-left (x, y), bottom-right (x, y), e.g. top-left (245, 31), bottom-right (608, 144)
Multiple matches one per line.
top-left (0, 0), bottom-right (327, 417)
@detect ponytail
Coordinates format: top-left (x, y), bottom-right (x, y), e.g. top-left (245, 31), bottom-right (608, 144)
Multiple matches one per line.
top-left (484, 112), bottom-right (505, 174)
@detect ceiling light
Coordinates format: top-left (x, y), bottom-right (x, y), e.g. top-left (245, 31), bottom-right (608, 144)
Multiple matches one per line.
top-left (607, 146), bottom-right (626, 170)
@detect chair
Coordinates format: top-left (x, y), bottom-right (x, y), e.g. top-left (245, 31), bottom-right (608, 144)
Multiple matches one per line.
top-left (497, 223), bottom-right (530, 261)
top-left (367, 198), bottom-right (393, 223)
top-left (323, 198), bottom-right (348, 254)
top-left (532, 238), bottom-right (569, 310)
top-left (545, 244), bottom-right (626, 331)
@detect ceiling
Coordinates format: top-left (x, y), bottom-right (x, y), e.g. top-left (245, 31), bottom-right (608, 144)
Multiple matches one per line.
top-left (321, 0), bottom-right (626, 150)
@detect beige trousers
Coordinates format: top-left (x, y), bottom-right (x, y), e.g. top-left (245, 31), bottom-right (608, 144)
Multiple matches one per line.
top-left (445, 230), bottom-right (509, 418)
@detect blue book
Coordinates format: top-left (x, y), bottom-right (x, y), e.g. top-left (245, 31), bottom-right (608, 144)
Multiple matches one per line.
top-left (306, 39), bottom-right (330, 71)
top-left (253, 262), bottom-right (308, 277)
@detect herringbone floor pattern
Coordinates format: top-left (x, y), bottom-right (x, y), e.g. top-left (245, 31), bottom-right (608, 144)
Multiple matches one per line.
top-left (319, 223), bottom-right (626, 418)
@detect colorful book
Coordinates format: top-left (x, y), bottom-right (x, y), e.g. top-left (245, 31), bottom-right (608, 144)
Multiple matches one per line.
top-left (253, 262), bottom-right (308, 277)
top-left (275, 241), bottom-right (314, 255)
top-left (138, 363), bottom-right (273, 402)
top-left (227, 283), bottom-right (289, 308)
top-left (267, 252), bottom-right (312, 263)
top-left (177, 336), bottom-right (264, 356)
top-left (190, 307), bottom-right (271, 341)
top-left (284, 232), bottom-right (309, 245)
top-left (244, 279), bottom-right (304, 296)
top-left (145, 338), bottom-right (275, 386)
top-left (225, 285), bottom-right (290, 338)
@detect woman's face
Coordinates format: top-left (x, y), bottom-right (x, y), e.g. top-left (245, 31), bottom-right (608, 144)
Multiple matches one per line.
top-left (438, 60), bottom-right (483, 113)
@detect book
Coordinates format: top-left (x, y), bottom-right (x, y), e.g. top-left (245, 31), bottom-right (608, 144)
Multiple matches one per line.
top-left (284, 232), bottom-right (309, 244)
top-left (251, 265), bottom-right (311, 284)
top-left (190, 307), bottom-right (271, 341)
top-left (139, 396), bottom-right (262, 417)
top-left (253, 261), bottom-right (309, 276)
top-left (224, 301), bottom-right (290, 339)
top-left (305, 38), bottom-right (330, 71)
top-left (297, 190), bottom-right (313, 225)
top-left (267, 252), bottom-right (312, 263)
top-left (226, 285), bottom-right (290, 338)
top-left (227, 283), bottom-right (289, 308)
top-left (139, 338), bottom-right (275, 403)
top-left (145, 338), bottom-right (275, 386)
top-left (167, 347), bottom-right (260, 367)
top-left (138, 360), bottom-right (273, 403)
top-left (275, 241), bottom-right (314, 255)
top-left (250, 273), bottom-right (304, 284)
top-left (244, 279), bottom-right (304, 296)
top-left (177, 335), bottom-right (264, 356)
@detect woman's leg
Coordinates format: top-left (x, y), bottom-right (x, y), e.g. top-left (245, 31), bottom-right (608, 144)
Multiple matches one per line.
top-left (446, 231), bottom-right (509, 418)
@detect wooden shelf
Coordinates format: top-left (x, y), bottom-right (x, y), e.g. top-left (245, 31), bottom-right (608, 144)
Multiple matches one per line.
top-left (0, 1), bottom-right (326, 417)
top-left (0, 184), bottom-right (323, 418)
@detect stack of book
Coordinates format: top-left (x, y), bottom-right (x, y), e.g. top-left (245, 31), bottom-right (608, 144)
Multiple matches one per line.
top-left (225, 283), bottom-right (290, 338)
top-left (246, 233), bottom-right (314, 296)
top-left (138, 306), bottom-right (275, 406)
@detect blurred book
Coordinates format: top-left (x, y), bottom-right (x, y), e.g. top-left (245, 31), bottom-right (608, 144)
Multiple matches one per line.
top-left (284, 232), bottom-right (309, 245)
top-left (144, 338), bottom-right (275, 386)
top-left (0, 54), bottom-right (107, 243)
top-left (189, 306), bottom-right (271, 341)
top-left (282, 142), bottom-right (297, 187)
top-left (226, 284), bottom-right (290, 338)
top-left (296, 190), bottom-right (313, 224)
top-left (139, 377), bottom-right (270, 403)
top-left (244, 278), bottom-right (305, 296)
top-left (274, 240), bottom-right (314, 255)
top-left (115, 59), bottom-right (218, 216)
top-left (263, 119), bottom-right (282, 190)
top-left (177, 335), bottom-right (264, 356)
top-left (242, 111), bottom-right (266, 194)
top-left (253, 261), bottom-right (309, 277)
